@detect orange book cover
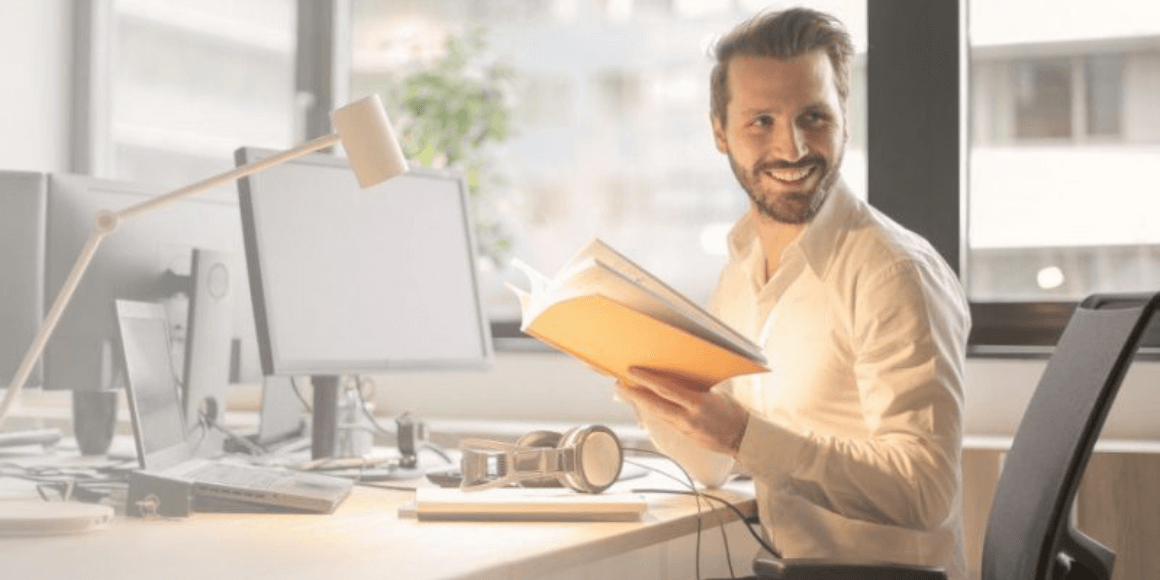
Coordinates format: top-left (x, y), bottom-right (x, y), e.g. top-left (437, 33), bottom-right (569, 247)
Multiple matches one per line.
top-left (508, 239), bottom-right (768, 391)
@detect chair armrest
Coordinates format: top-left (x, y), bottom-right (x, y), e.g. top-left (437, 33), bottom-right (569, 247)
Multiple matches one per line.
top-left (753, 555), bottom-right (947, 580)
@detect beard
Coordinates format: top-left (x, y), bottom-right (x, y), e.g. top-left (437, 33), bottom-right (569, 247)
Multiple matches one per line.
top-left (727, 151), bottom-right (842, 225)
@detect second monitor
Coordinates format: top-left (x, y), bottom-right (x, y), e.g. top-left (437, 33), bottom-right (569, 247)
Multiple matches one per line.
top-left (235, 148), bottom-right (493, 460)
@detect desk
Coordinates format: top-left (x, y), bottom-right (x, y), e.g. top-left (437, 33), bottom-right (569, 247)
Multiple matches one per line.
top-left (2, 451), bottom-right (758, 580)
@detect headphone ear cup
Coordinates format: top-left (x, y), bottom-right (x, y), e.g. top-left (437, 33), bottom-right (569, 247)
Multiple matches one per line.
top-left (514, 430), bottom-right (565, 488)
top-left (557, 425), bottom-right (623, 494)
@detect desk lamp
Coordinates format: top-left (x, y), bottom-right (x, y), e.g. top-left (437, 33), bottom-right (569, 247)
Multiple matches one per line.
top-left (0, 95), bottom-right (407, 432)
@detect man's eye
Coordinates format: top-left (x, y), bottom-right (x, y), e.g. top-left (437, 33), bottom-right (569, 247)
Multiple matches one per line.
top-left (802, 112), bottom-right (828, 127)
top-left (752, 115), bottom-right (773, 128)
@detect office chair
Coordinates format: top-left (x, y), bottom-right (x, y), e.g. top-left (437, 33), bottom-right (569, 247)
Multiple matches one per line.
top-left (750, 290), bottom-right (1160, 580)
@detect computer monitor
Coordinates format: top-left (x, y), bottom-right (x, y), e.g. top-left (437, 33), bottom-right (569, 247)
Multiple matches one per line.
top-left (235, 147), bottom-right (493, 460)
top-left (39, 173), bottom-right (263, 398)
top-left (181, 248), bottom-right (236, 452)
top-left (0, 171), bottom-right (48, 388)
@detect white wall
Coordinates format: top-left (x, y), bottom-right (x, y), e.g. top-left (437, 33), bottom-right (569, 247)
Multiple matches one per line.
top-left (965, 358), bottom-right (1160, 441)
top-left (0, 2), bottom-right (71, 172)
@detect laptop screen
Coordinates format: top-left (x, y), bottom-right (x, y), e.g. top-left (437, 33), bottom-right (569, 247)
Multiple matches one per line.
top-left (116, 300), bottom-right (190, 468)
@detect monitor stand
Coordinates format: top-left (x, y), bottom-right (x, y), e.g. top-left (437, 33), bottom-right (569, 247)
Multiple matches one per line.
top-left (309, 375), bottom-right (431, 480)
top-left (310, 375), bottom-right (342, 460)
top-left (309, 375), bottom-right (374, 460)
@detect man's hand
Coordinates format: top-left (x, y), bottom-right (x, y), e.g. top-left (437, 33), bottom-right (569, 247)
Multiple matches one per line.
top-left (616, 367), bottom-right (750, 457)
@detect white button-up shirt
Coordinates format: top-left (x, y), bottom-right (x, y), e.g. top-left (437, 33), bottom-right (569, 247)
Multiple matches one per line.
top-left (640, 182), bottom-right (970, 580)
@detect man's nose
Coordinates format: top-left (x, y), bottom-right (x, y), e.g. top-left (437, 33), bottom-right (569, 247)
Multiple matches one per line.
top-left (770, 120), bottom-right (808, 162)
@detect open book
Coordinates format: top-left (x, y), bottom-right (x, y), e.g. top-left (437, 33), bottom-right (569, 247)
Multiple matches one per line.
top-left (507, 239), bottom-right (769, 391)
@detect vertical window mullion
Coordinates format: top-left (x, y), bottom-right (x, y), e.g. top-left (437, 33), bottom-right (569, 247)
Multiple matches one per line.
top-left (865, 0), bottom-right (964, 276)
top-left (296, 0), bottom-right (350, 141)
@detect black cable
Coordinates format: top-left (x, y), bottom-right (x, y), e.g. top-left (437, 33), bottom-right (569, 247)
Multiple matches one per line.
top-left (633, 486), bottom-right (781, 560)
top-left (355, 481), bottom-right (418, 492)
top-left (351, 382), bottom-right (397, 440)
top-left (348, 379), bottom-right (454, 466)
top-left (188, 412), bottom-right (210, 453)
top-left (289, 376), bottom-right (313, 411)
top-left (624, 451), bottom-right (730, 580)
top-left (421, 442), bottom-right (454, 464)
top-left (93, 457), bottom-right (140, 474)
top-left (624, 458), bottom-right (736, 579)
top-left (201, 410), bottom-right (267, 455)
top-left (2, 463), bottom-right (129, 504)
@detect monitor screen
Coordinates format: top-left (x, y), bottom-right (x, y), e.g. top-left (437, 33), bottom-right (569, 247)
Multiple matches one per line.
top-left (0, 171), bottom-right (48, 386)
top-left (115, 300), bottom-right (188, 462)
top-left (43, 173), bottom-right (262, 391)
top-left (236, 148), bottom-right (493, 376)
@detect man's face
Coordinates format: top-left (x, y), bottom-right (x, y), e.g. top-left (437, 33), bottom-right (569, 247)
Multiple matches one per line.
top-left (713, 49), bottom-right (846, 224)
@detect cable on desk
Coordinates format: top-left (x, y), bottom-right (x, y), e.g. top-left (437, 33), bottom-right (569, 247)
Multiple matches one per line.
top-left (355, 481), bottom-right (418, 492)
top-left (290, 374), bottom-right (456, 466)
top-left (623, 448), bottom-right (784, 578)
top-left (289, 376), bottom-right (313, 411)
top-left (199, 409), bottom-right (267, 456)
top-left (1, 462), bottom-right (130, 504)
top-left (632, 486), bottom-right (779, 560)
top-left (623, 448), bottom-right (721, 580)
top-left (350, 378), bottom-right (454, 466)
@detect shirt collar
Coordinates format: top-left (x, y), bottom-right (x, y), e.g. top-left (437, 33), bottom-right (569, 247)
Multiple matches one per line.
top-left (725, 180), bottom-right (857, 280)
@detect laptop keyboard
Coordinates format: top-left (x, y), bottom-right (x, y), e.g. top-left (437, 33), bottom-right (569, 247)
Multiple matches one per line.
top-left (187, 463), bottom-right (287, 490)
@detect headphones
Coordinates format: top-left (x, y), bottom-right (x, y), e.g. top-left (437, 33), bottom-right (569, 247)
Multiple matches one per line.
top-left (459, 424), bottom-right (623, 494)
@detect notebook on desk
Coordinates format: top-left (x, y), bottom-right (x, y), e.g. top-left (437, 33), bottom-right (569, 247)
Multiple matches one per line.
top-left (404, 487), bottom-right (649, 522)
top-left (115, 299), bottom-right (352, 514)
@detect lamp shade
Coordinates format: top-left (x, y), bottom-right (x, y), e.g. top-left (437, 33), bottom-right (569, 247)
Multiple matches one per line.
top-left (331, 94), bottom-right (409, 188)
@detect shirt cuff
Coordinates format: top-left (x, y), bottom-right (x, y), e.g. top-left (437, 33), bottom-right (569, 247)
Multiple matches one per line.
top-left (735, 412), bottom-right (809, 486)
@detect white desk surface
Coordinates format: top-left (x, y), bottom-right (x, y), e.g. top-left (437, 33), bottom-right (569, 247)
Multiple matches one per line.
top-left (1, 448), bottom-right (756, 580)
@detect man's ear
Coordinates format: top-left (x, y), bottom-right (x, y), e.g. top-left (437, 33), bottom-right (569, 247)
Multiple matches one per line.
top-left (711, 113), bottom-right (729, 154)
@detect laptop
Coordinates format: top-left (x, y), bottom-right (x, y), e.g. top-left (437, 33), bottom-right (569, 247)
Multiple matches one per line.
top-left (114, 299), bottom-right (352, 514)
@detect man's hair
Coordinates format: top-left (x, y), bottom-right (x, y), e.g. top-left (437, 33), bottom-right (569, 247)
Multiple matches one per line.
top-left (710, 7), bottom-right (854, 127)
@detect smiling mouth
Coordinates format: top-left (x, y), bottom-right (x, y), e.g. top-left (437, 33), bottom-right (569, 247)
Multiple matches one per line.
top-left (763, 165), bottom-right (816, 185)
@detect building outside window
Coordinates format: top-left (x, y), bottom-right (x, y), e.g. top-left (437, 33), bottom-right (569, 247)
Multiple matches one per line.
top-left (90, 0), bottom-right (298, 188)
top-left (968, 0), bottom-right (1160, 304)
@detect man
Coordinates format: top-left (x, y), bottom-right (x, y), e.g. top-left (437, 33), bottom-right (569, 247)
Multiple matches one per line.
top-left (616, 8), bottom-right (970, 579)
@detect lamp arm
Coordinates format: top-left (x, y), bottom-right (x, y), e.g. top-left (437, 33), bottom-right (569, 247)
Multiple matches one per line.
top-left (119, 133), bottom-right (340, 221)
top-left (0, 215), bottom-right (115, 428)
top-left (0, 132), bottom-right (341, 429)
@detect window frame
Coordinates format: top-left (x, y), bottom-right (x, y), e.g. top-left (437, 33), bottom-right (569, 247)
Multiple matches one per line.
top-left (869, 0), bottom-right (1155, 356)
top-left (71, 0), bottom-right (337, 177)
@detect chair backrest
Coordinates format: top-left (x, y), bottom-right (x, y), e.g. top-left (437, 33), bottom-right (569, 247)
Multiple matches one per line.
top-left (981, 291), bottom-right (1160, 580)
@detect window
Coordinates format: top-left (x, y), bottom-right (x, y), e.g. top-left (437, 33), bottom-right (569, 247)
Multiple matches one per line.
top-left (865, 0), bottom-right (1160, 353)
top-left (1086, 54), bottom-right (1125, 138)
top-left (348, 0), bottom-right (868, 327)
top-left (75, 0), bottom-right (298, 188)
top-left (968, 0), bottom-right (1160, 316)
top-left (972, 53), bottom-right (1127, 145)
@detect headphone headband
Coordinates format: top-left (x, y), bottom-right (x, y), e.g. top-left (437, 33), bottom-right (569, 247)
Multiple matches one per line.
top-left (459, 425), bottom-right (623, 493)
